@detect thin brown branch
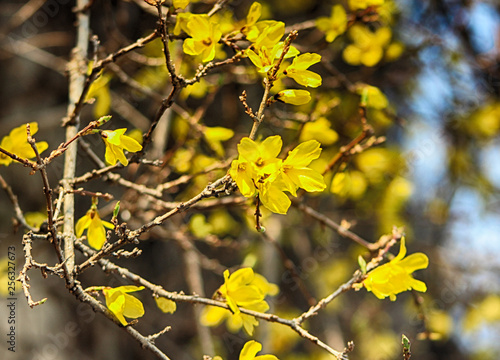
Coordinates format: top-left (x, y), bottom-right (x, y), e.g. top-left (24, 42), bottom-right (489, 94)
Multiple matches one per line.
top-left (0, 174), bottom-right (36, 231)
top-left (292, 200), bottom-right (376, 250)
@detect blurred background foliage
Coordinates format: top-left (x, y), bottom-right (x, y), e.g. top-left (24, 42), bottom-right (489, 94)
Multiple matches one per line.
top-left (1, 0), bottom-right (499, 360)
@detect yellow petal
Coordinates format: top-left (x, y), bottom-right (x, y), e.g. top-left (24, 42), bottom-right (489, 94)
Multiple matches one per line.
top-left (155, 297), bottom-right (177, 313)
top-left (240, 340), bottom-right (262, 360)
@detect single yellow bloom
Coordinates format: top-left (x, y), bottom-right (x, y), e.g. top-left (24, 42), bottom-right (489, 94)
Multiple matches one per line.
top-left (102, 285), bottom-right (145, 326)
top-left (183, 14), bottom-right (222, 62)
top-left (284, 53), bottom-right (322, 88)
top-left (219, 268), bottom-right (265, 314)
top-left (274, 89), bottom-right (311, 105)
top-left (363, 237), bottom-right (429, 301)
top-left (201, 268), bottom-right (277, 335)
top-left (240, 340), bottom-right (279, 360)
top-left (343, 25), bottom-right (392, 67)
top-left (76, 205), bottom-right (114, 250)
top-left (316, 5), bottom-right (348, 43)
top-left (0, 122), bottom-right (48, 166)
top-left (101, 128), bottom-right (142, 166)
top-left (280, 140), bottom-right (326, 196)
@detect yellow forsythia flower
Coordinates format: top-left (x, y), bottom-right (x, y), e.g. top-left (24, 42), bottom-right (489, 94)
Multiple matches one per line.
top-left (299, 117), bottom-right (338, 145)
top-left (229, 136), bottom-right (326, 214)
top-left (283, 53), bottom-right (322, 88)
top-left (280, 140), bottom-right (326, 196)
top-left (343, 25), bottom-right (392, 67)
top-left (363, 237), bottom-right (429, 301)
top-left (0, 122), bottom-right (48, 166)
top-left (274, 89), bottom-right (311, 105)
top-left (316, 5), bottom-right (347, 43)
top-left (103, 286), bottom-right (145, 326)
top-left (201, 268), bottom-right (277, 335)
top-left (240, 340), bottom-right (279, 360)
top-left (182, 14), bottom-right (222, 62)
top-left (76, 202), bottom-right (114, 250)
top-left (86, 73), bottom-right (112, 118)
top-left (101, 129), bottom-right (143, 166)
top-left (204, 126), bottom-right (234, 157)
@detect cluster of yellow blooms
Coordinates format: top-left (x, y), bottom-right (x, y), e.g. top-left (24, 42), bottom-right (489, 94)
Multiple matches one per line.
top-left (0, 0), bottom-right (431, 350)
top-left (229, 135), bottom-right (326, 214)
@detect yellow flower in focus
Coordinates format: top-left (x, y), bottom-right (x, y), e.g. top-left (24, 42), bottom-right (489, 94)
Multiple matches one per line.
top-left (316, 5), bottom-right (347, 43)
top-left (279, 140), bottom-right (326, 197)
top-left (76, 202), bottom-right (114, 250)
top-left (201, 268), bottom-right (277, 335)
top-left (102, 285), bottom-right (145, 326)
top-left (274, 89), bottom-right (311, 105)
top-left (101, 128), bottom-right (143, 166)
top-left (363, 237), bottom-right (429, 301)
top-left (0, 122), bottom-right (48, 166)
top-left (348, 0), bottom-right (384, 11)
top-left (284, 53), bottom-right (322, 88)
top-left (183, 14), bottom-right (222, 62)
top-left (240, 340), bottom-right (279, 360)
top-left (229, 136), bottom-right (282, 197)
top-left (343, 25), bottom-right (392, 67)
top-left (247, 43), bottom-right (283, 73)
top-left (229, 136), bottom-right (326, 214)
top-left (219, 268), bottom-right (265, 314)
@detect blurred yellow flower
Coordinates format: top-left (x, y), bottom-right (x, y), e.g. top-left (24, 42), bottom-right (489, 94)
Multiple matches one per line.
top-left (103, 285), bottom-right (145, 326)
top-left (155, 297), bottom-right (177, 313)
top-left (363, 237), bottom-right (428, 301)
top-left (316, 5), bottom-right (347, 43)
top-left (173, 0), bottom-right (189, 9)
top-left (0, 122), bottom-right (48, 166)
top-left (343, 25), bottom-right (392, 67)
top-left (299, 117), bottom-right (338, 145)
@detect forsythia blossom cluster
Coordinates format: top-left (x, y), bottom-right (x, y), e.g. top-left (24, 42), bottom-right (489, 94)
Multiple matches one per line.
top-left (229, 135), bottom-right (326, 214)
top-left (201, 268), bottom-right (278, 335)
top-left (242, 2), bottom-right (322, 105)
